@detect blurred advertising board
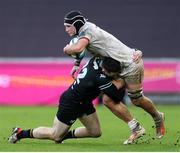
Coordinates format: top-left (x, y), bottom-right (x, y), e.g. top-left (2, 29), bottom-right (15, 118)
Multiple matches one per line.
top-left (0, 59), bottom-right (180, 105)
top-left (144, 61), bottom-right (180, 92)
top-left (0, 62), bottom-right (73, 105)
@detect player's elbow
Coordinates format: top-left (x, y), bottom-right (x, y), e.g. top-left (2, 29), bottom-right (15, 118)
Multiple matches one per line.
top-left (103, 94), bottom-right (119, 106)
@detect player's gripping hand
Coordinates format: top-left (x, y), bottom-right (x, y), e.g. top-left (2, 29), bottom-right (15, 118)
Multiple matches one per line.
top-left (70, 59), bottom-right (81, 79)
top-left (133, 50), bottom-right (142, 63)
top-left (71, 65), bottom-right (79, 79)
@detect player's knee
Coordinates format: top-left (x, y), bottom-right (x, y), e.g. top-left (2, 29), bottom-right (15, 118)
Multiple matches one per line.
top-left (50, 131), bottom-right (57, 140)
top-left (88, 126), bottom-right (102, 138)
top-left (89, 129), bottom-right (102, 138)
top-left (50, 130), bottom-right (63, 142)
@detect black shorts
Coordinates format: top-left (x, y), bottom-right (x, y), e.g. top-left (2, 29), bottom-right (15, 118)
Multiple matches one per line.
top-left (56, 93), bottom-right (96, 126)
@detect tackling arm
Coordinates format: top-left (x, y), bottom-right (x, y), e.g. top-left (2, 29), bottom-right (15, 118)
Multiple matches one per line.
top-left (70, 59), bottom-right (82, 79)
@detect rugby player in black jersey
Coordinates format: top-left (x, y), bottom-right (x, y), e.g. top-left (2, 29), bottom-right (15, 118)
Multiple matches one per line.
top-left (8, 57), bottom-right (144, 145)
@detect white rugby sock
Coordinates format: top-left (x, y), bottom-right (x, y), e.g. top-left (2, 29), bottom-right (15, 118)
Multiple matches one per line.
top-left (128, 119), bottom-right (139, 131)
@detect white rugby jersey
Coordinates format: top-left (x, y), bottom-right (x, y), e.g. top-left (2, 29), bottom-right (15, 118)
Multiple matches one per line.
top-left (78, 22), bottom-right (135, 67)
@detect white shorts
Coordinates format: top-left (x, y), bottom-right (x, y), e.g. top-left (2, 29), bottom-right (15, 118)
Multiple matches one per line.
top-left (119, 59), bottom-right (144, 84)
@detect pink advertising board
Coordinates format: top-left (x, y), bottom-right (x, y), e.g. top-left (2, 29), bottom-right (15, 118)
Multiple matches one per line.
top-left (0, 60), bottom-right (180, 105)
top-left (0, 62), bottom-right (74, 105)
top-left (144, 61), bottom-right (180, 92)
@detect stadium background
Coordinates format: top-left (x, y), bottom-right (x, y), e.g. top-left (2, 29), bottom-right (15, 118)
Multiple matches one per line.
top-left (0, 0), bottom-right (180, 105)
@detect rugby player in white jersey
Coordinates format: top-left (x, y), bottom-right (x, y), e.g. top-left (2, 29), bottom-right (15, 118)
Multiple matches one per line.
top-left (63, 10), bottom-right (165, 144)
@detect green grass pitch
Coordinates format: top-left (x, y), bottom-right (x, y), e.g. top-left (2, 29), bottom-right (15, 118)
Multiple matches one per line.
top-left (0, 104), bottom-right (180, 152)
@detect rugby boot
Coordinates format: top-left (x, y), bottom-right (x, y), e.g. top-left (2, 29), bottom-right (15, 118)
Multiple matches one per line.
top-left (8, 127), bottom-right (22, 143)
top-left (155, 112), bottom-right (165, 139)
top-left (123, 124), bottom-right (145, 145)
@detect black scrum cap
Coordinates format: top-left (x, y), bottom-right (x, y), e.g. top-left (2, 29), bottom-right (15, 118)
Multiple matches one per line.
top-left (64, 10), bottom-right (86, 35)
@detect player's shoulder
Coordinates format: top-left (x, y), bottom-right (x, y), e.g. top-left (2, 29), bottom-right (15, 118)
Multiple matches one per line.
top-left (99, 73), bottom-right (107, 79)
top-left (95, 72), bottom-right (112, 89)
top-left (84, 22), bottom-right (96, 28)
top-left (80, 22), bottom-right (95, 33)
top-left (96, 72), bottom-right (110, 82)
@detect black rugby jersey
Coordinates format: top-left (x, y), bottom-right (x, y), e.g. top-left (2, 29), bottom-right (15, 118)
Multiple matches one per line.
top-left (62, 57), bottom-right (125, 104)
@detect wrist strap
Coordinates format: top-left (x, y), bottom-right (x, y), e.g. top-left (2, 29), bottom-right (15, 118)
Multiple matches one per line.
top-left (74, 59), bottom-right (81, 66)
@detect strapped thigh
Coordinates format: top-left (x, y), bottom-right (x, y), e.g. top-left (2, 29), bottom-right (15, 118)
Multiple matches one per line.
top-left (127, 88), bottom-right (143, 99)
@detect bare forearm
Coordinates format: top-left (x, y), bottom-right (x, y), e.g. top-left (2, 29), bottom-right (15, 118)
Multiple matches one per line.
top-left (64, 44), bottom-right (84, 55)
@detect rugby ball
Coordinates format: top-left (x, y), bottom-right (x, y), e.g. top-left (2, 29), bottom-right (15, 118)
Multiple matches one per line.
top-left (69, 37), bottom-right (86, 60)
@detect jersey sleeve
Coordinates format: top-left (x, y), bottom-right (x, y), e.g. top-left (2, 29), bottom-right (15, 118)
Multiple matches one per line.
top-left (79, 28), bottom-right (92, 42)
top-left (97, 74), bottom-right (125, 103)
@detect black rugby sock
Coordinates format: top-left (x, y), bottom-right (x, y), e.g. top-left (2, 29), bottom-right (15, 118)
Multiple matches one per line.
top-left (62, 129), bottom-right (76, 141)
top-left (17, 129), bottom-right (34, 139)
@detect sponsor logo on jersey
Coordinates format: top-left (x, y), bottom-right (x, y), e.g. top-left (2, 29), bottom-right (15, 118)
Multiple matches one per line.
top-left (100, 74), bottom-right (106, 78)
